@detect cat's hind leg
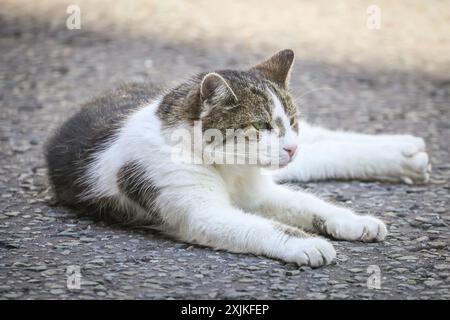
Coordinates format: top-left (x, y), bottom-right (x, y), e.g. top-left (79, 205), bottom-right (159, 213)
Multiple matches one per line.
top-left (298, 120), bottom-right (427, 146)
top-left (274, 121), bottom-right (431, 183)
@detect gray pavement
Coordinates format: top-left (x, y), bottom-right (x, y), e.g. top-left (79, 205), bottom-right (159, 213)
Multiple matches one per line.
top-left (0, 1), bottom-right (449, 299)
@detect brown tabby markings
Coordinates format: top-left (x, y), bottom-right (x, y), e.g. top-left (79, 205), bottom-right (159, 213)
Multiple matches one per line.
top-left (273, 222), bottom-right (310, 238)
top-left (312, 216), bottom-right (328, 235)
top-left (156, 72), bottom-right (299, 140)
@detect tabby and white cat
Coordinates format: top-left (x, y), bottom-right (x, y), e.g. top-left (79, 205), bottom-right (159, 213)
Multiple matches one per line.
top-left (46, 50), bottom-right (430, 267)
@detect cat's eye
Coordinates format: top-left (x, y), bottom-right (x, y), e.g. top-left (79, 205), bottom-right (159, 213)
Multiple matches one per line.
top-left (252, 121), bottom-right (271, 131)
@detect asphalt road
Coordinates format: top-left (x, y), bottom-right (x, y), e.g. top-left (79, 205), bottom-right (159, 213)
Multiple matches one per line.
top-left (1, 1), bottom-right (449, 299)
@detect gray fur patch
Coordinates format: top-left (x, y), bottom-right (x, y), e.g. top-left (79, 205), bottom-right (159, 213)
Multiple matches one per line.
top-left (117, 161), bottom-right (160, 215)
top-left (312, 216), bottom-right (328, 235)
top-left (46, 83), bottom-right (159, 208)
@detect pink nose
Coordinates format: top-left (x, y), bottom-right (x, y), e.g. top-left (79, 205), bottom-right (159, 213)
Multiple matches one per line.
top-left (283, 145), bottom-right (298, 158)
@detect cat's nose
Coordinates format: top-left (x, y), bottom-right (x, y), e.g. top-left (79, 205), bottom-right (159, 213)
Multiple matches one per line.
top-left (283, 145), bottom-right (298, 158)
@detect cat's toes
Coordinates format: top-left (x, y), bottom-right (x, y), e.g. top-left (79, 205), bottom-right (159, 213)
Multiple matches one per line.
top-left (401, 147), bottom-right (431, 184)
top-left (358, 216), bottom-right (388, 242)
top-left (286, 237), bottom-right (336, 267)
top-left (326, 215), bottom-right (387, 242)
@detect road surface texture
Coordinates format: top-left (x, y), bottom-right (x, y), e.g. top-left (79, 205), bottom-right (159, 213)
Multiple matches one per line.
top-left (1, 0), bottom-right (449, 299)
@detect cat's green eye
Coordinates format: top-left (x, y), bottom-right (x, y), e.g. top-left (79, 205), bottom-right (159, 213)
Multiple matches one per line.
top-left (252, 121), bottom-right (271, 131)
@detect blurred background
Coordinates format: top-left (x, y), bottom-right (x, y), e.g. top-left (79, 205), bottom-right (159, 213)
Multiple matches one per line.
top-left (1, 1), bottom-right (449, 299)
top-left (3, 0), bottom-right (450, 71)
top-left (2, 0), bottom-right (449, 134)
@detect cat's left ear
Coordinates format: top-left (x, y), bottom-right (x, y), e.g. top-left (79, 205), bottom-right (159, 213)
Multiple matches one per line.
top-left (251, 49), bottom-right (295, 88)
top-left (199, 72), bottom-right (238, 117)
top-left (200, 72), bottom-right (238, 102)
top-left (200, 72), bottom-right (238, 104)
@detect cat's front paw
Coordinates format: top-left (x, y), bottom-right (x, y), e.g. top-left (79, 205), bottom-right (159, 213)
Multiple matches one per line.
top-left (323, 215), bottom-right (387, 242)
top-left (284, 237), bottom-right (336, 267)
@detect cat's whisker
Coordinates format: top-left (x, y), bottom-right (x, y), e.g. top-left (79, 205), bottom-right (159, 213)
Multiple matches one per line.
top-left (294, 87), bottom-right (336, 103)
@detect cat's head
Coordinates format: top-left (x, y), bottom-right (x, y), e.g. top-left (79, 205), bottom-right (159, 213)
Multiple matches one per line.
top-left (166, 49), bottom-right (299, 169)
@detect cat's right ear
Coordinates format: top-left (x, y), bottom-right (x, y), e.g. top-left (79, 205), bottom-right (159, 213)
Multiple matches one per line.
top-left (200, 73), bottom-right (238, 106)
top-left (251, 49), bottom-right (295, 88)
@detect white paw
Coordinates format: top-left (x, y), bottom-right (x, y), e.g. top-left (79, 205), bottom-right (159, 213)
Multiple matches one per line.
top-left (399, 145), bottom-right (431, 184)
top-left (398, 137), bottom-right (430, 184)
top-left (284, 237), bottom-right (336, 267)
top-left (371, 136), bottom-right (431, 184)
top-left (325, 215), bottom-right (387, 242)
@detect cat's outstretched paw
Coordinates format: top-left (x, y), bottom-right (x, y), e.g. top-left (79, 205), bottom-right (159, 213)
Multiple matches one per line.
top-left (372, 136), bottom-right (430, 184)
top-left (323, 215), bottom-right (387, 242)
top-left (397, 137), bottom-right (431, 184)
top-left (284, 237), bottom-right (336, 267)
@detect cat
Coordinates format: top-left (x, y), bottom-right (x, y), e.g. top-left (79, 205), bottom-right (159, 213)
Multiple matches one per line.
top-left (46, 49), bottom-right (431, 267)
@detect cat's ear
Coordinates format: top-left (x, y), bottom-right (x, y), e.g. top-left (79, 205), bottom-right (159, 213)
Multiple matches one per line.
top-left (200, 72), bottom-right (238, 105)
top-left (252, 49), bottom-right (295, 88)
